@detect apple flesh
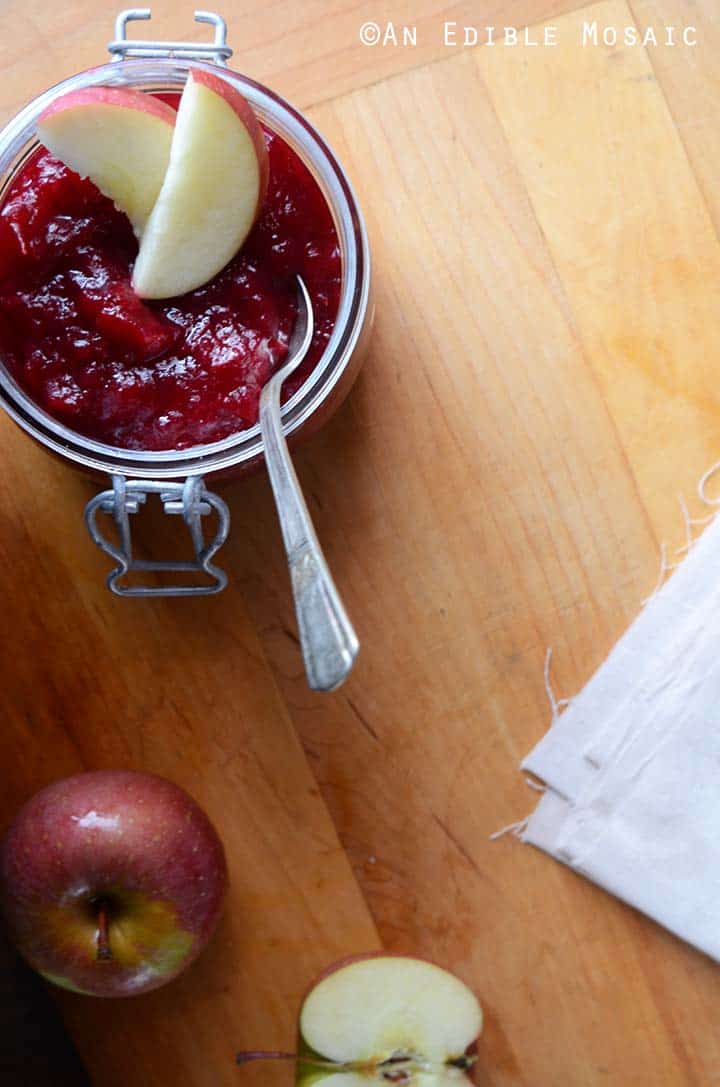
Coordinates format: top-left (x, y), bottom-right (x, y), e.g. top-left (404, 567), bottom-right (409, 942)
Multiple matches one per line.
top-left (37, 87), bottom-right (176, 237)
top-left (132, 69), bottom-right (269, 299)
top-left (302, 1078), bottom-right (378, 1087)
top-left (238, 954), bottom-right (482, 1084)
top-left (0, 770), bottom-right (227, 997)
top-left (300, 955), bottom-right (482, 1070)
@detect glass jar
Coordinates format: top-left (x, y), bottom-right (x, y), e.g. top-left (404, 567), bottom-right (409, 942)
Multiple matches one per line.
top-left (0, 12), bottom-right (373, 594)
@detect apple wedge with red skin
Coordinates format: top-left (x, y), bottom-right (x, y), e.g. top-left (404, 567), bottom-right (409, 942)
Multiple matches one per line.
top-left (238, 953), bottom-right (482, 1084)
top-left (132, 68), bottom-right (269, 299)
top-left (36, 87), bottom-right (176, 237)
top-left (0, 770), bottom-right (227, 997)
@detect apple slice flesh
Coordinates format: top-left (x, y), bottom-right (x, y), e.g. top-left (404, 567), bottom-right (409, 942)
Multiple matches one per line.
top-left (37, 88), bottom-right (176, 237)
top-left (299, 956), bottom-right (482, 1067)
top-left (132, 70), bottom-right (268, 299)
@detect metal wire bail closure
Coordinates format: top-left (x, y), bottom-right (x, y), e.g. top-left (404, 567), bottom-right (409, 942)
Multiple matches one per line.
top-left (85, 477), bottom-right (231, 597)
top-left (81, 10), bottom-right (234, 596)
top-left (108, 9), bottom-right (233, 65)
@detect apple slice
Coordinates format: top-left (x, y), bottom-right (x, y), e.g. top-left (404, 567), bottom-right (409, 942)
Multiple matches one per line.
top-left (36, 87), bottom-right (176, 237)
top-left (132, 70), bottom-right (268, 299)
top-left (299, 955), bottom-right (482, 1069)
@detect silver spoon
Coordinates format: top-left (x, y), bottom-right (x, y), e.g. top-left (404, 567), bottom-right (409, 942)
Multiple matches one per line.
top-left (259, 276), bottom-right (359, 691)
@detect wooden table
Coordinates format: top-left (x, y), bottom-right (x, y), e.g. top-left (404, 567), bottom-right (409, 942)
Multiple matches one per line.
top-left (1, 1), bottom-right (719, 1084)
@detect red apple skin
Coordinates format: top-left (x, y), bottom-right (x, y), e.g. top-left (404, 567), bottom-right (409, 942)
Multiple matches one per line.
top-left (0, 770), bottom-right (228, 998)
top-left (38, 86), bottom-right (177, 128)
top-left (189, 67), bottom-right (270, 218)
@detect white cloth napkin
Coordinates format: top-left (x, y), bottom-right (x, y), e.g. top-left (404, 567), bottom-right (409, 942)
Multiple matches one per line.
top-left (522, 514), bottom-right (720, 961)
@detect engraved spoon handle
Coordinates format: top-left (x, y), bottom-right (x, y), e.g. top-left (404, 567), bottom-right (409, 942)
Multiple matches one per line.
top-left (258, 278), bottom-right (359, 692)
top-left (260, 401), bottom-right (358, 691)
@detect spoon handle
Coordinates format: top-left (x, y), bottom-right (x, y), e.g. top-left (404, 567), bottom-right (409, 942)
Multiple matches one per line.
top-left (259, 390), bottom-right (359, 692)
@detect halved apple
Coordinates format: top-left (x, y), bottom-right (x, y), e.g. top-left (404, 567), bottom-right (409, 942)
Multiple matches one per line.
top-left (299, 955), bottom-right (482, 1074)
top-left (237, 954), bottom-right (482, 1083)
top-left (132, 69), bottom-right (269, 299)
top-left (37, 87), bottom-right (176, 237)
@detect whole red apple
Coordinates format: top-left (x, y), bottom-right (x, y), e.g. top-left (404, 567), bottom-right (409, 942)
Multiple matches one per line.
top-left (0, 770), bottom-right (228, 997)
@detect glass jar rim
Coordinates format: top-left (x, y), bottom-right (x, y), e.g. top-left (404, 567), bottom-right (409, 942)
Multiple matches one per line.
top-left (0, 57), bottom-right (371, 478)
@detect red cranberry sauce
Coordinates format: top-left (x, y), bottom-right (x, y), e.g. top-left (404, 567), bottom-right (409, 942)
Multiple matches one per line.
top-left (0, 123), bottom-right (341, 450)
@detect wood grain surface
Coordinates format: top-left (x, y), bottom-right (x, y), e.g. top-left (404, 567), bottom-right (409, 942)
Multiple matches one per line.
top-left (1, 2), bottom-right (719, 1085)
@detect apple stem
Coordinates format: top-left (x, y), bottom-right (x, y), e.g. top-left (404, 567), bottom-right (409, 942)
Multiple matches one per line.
top-left (95, 900), bottom-right (112, 962)
top-left (235, 1052), bottom-right (297, 1065)
top-left (235, 1052), bottom-right (357, 1071)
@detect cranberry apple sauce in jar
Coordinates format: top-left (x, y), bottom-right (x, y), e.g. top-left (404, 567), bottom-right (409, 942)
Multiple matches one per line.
top-left (0, 11), bottom-right (372, 601)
